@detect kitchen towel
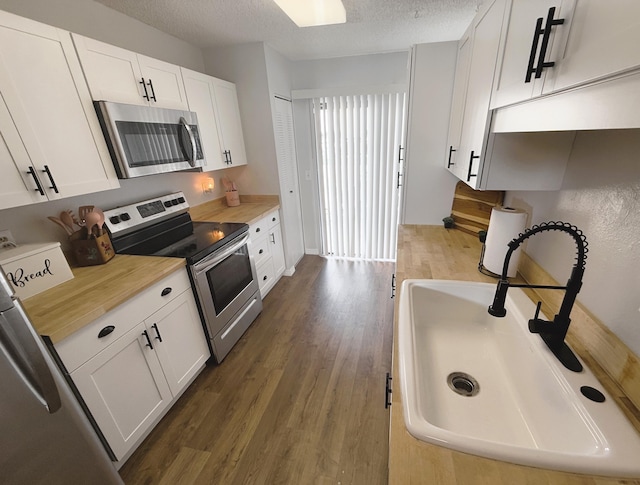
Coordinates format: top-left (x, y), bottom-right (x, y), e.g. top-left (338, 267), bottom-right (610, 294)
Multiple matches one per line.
top-left (483, 207), bottom-right (527, 277)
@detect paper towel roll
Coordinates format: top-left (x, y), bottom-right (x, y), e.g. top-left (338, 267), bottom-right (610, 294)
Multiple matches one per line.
top-left (483, 207), bottom-right (527, 277)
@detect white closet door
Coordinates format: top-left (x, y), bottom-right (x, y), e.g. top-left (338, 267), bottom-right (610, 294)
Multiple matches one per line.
top-left (273, 97), bottom-right (305, 271)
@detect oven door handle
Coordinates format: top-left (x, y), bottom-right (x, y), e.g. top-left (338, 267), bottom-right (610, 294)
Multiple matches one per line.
top-left (193, 232), bottom-right (250, 275)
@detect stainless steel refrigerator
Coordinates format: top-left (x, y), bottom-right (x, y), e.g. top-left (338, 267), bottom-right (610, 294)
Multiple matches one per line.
top-left (0, 268), bottom-right (123, 484)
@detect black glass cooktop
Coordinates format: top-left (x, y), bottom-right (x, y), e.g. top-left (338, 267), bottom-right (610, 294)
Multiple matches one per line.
top-left (153, 221), bottom-right (248, 264)
top-left (111, 211), bottom-right (248, 265)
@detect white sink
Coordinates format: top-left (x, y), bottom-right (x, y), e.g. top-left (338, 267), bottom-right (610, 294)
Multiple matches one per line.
top-left (398, 279), bottom-right (640, 477)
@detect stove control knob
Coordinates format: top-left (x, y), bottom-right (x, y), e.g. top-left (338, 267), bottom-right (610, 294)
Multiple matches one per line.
top-left (120, 212), bottom-right (131, 221)
top-left (177, 197), bottom-right (185, 204)
top-left (164, 201), bottom-right (172, 208)
top-left (171, 199), bottom-right (179, 206)
top-left (109, 215), bottom-right (121, 224)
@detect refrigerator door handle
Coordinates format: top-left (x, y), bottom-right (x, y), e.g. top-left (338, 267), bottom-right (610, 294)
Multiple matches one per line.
top-left (0, 303), bottom-right (61, 414)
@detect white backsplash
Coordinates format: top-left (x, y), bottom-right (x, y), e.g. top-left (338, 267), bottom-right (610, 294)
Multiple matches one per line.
top-left (506, 129), bottom-right (640, 357)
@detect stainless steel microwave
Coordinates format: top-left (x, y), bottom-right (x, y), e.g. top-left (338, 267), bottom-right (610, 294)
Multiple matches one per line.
top-left (94, 101), bottom-right (205, 179)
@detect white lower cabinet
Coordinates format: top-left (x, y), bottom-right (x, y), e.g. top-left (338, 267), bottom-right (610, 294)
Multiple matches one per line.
top-left (70, 322), bottom-right (172, 461)
top-left (55, 269), bottom-right (209, 463)
top-left (249, 210), bottom-right (286, 298)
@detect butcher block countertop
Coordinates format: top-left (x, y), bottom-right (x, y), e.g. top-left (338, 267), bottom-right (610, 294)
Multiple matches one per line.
top-left (190, 194), bottom-right (280, 224)
top-left (23, 255), bottom-right (185, 344)
top-left (23, 194), bottom-right (280, 344)
top-left (390, 225), bottom-right (640, 485)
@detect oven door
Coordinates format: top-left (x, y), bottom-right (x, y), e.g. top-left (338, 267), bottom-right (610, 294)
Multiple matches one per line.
top-left (191, 232), bottom-right (260, 340)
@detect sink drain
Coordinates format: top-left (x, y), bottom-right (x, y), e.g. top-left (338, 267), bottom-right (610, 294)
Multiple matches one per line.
top-left (447, 372), bottom-right (480, 397)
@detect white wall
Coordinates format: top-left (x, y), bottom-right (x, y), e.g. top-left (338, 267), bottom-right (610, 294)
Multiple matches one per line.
top-left (0, 0), bottom-right (204, 71)
top-left (0, 0), bottom-right (234, 250)
top-left (403, 42), bottom-right (460, 225)
top-left (290, 51), bottom-right (411, 253)
top-left (505, 129), bottom-right (640, 357)
top-left (291, 52), bottom-right (409, 90)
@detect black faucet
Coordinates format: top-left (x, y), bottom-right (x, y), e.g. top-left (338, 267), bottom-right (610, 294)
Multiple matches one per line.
top-left (487, 221), bottom-right (588, 373)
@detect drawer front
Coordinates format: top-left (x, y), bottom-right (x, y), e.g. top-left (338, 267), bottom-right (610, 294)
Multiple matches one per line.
top-left (249, 216), bottom-right (269, 241)
top-left (256, 258), bottom-right (275, 297)
top-left (249, 235), bottom-right (270, 268)
top-left (266, 210), bottom-right (280, 229)
top-left (56, 268), bottom-right (191, 372)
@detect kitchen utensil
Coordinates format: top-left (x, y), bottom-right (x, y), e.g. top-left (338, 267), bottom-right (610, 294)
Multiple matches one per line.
top-left (68, 210), bottom-right (83, 229)
top-left (221, 177), bottom-right (233, 191)
top-left (78, 205), bottom-right (94, 224)
top-left (59, 211), bottom-right (75, 234)
top-left (48, 216), bottom-right (73, 236)
top-left (83, 212), bottom-right (102, 239)
top-left (92, 207), bottom-right (105, 236)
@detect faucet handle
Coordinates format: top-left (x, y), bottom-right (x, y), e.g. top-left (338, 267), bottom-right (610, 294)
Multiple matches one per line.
top-left (533, 301), bottom-right (542, 320)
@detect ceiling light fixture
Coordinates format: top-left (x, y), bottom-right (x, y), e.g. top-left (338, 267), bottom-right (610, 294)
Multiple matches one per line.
top-left (274, 0), bottom-right (346, 28)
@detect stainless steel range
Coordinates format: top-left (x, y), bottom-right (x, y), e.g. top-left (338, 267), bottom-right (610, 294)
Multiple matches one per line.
top-left (104, 192), bottom-right (262, 363)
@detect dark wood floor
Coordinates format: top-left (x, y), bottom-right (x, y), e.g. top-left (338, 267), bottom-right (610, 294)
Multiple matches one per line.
top-left (119, 255), bottom-right (395, 484)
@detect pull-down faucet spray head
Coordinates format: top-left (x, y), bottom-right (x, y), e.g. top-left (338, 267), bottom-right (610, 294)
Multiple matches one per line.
top-left (486, 221), bottom-right (589, 372)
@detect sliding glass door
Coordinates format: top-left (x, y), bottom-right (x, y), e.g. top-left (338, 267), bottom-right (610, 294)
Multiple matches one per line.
top-left (312, 92), bottom-right (407, 261)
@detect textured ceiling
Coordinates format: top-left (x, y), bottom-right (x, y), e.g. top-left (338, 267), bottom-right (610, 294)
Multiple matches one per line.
top-left (94, 0), bottom-right (480, 60)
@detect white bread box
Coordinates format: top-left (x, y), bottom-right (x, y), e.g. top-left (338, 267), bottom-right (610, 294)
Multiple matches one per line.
top-left (0, 242), bottom-right (74, 300)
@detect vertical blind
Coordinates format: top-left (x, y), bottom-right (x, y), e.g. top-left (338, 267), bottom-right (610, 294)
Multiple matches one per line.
top-left (312, 93), bottom-right (407, 261)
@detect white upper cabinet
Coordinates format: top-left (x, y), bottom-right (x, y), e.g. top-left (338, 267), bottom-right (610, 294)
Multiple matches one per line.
top-left (541, 0), bottom-right (640, 95)
top-left (446, 0), bottom-right (507, 189)
top-left (181, 68), bottom-right (226, 171)
top-left (491, 0), bottom-right (561, 108)
top-left (442, 0), bottom-right (576, 191)
top-left (491, 0), bottom-right (640, 109)
top-left (181, 68), bottom-right (249, 170)
top-left (445, 26), bottom-right (473, 182)
top-left (212, 79), bottom-right (248, 167)
top-left (0, 11), bottom-right (119, 210)
top-left (73, 34), bottom-right (188, 110)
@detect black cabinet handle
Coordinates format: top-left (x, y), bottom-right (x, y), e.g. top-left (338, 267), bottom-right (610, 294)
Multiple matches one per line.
top-left (525, 16), bottom-right (545, 83)
top-left (146, 79), bottom-right (157, 102)
top-left (272, 217), bottom-right (276, 222)
top-left (140, 77), bottom-right (150, 101)
top-left (98, 325), bottom-right (115, 338)
top-left (396, 171), bottom-right (402, 189)
top-left (27, 166), bottom-right (45, 196)
top-left (447, 145), bottom-right (456, 168)
top-left (535, 7), bottom-right (565, 79)
top-left (270, 233), bottom-right (276, 244)
top-left (151, 323), bottom-right (163, 342)
top-left (467, 151), bottom-right (480, 182)
top-left (142, 330), bottom-right (154, 349)
top-left (228, 150), bottom-right (232, 164)
top-left (263, 275), bottom-right (268, 281)
top-left (255, 227), bottom-right (261, 233)
top-left (161, 287), bottom-right (172, 297)
top-left (397, 145), bottom-right (404, 164)
top-left (391, 274), bottom-right (396, 299)
top-left (385, 373), bottom-right (393, 408)
top-left (259, 249), bottom-right (264, 254)
top-left (42, 165), bottom-right (59, 194)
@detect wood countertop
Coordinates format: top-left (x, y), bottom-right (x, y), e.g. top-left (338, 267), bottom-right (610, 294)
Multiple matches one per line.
top-left (390, 225), bottom-right (640, 484)
top-left (23, 255), bottom-right (185, 344)
top-left (189, 195), bottom-right (280, 225)
top-left (22, 195), bottom-right (279, 345)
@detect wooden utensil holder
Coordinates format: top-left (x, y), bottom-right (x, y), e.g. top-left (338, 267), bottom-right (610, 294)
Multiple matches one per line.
top-left (71, 232), bottom-right (115, 266)
top-left (225, 190), bottom-right (240, 207)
